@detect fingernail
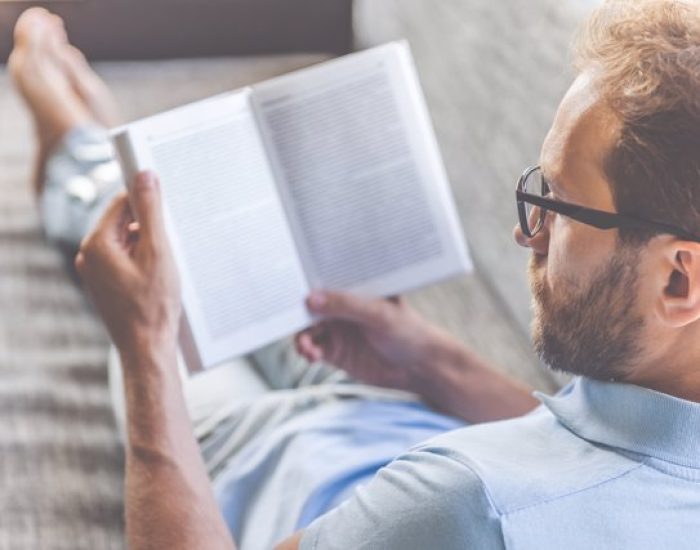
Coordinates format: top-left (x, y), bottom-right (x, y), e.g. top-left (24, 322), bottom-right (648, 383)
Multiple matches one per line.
top-left (308, 291), bottom-right (327, 309)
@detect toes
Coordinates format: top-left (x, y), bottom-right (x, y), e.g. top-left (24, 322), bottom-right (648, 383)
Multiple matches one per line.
top-left (13, 8), bottom-right (52, 47)
top-left (9, 8), bottom-right (115, 132)
top-left (48, 15), bottom-right (69, 46)
top-left (14, 8), bottom-right (68, 53)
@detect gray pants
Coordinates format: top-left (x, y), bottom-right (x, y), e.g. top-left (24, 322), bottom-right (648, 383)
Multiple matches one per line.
top-left (43, 125), bottom-right (418, 478)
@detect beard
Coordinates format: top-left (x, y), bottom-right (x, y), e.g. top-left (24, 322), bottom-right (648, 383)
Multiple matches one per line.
top-left (529, 244), bottom-right (645, 381)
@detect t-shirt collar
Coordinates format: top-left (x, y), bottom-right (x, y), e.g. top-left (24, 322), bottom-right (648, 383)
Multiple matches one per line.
top-left (536, 376), bottom-right (700, 469)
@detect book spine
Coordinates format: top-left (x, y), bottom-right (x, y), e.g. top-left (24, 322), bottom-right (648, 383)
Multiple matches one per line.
top-left (110, 128), bottom-right (207, 373)
top-left (111, 129), bottom-right (140, 190)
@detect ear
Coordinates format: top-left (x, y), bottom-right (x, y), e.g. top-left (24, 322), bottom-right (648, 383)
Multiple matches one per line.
top-left (657, 241), bottom-right (700, 328)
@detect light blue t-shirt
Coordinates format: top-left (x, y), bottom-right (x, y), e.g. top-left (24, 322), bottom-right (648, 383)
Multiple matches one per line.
top-left (215, 398), bottom-right (464, 549)
top-left (303, 377), bottom-right (700, 549)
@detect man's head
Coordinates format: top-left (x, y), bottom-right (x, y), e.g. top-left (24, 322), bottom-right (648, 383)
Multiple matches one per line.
top-left (515, 0), bottom-right (700, 392)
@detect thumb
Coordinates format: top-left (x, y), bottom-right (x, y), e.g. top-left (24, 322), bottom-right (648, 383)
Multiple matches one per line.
top-left (129, 170), bottom-right (166, 242)
top-left (306, 290), bottom-right (393, 328)
top-left (76, 192), bottom-right (133, 277)
top-left (81, 191), bottom-right (131, 253)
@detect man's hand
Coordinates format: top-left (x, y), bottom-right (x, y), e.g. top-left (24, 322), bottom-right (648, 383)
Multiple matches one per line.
top-left (75, 171), bottom-right (181, 355)
top-left (296, 291), bottom-right (461, 393)
top-left (77, 171), bottom-right (236, 550)
top-left (297, 290), bottom-right (538, 422)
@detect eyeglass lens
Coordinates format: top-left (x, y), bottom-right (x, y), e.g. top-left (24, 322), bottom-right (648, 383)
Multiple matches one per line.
top-left (523, 168), bottom-right (547, 235)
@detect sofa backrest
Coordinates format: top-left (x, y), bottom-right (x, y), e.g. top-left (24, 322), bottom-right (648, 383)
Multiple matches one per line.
top-left (0, 0), bottom-right (354, 62)
top-left (356, 0), bottom-right (596, 337)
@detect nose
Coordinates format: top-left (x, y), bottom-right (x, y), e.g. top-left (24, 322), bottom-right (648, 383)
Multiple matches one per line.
top-left (513, 222), bottom-right (549, 255)
top-left (513, 223), bottom-right (529, 247)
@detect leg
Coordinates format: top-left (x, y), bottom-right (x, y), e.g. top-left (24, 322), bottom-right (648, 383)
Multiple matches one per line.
top-left (8, 8), bottom-right (121, 193)
top-left (9, 8), bottom-right (122, 249)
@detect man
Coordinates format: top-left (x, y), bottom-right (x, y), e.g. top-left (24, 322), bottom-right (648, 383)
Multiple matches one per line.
top-left (9, 0), bottom-right (700, 548)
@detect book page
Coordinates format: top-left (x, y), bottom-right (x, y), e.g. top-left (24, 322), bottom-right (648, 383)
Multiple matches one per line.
top-left (253, 42), bottom-right (472, 298)
top-left (117, 91), bottom-right (311, 369)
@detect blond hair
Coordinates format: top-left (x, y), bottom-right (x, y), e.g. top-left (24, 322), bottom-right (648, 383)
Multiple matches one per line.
top-left (574, 0), bottom-right (700, 241)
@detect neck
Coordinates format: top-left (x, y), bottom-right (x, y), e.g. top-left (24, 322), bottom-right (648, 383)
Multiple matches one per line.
top-left (628, 345), bottom-right (700, 403)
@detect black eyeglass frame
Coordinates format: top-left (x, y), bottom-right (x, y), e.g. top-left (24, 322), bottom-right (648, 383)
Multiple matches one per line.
top-left (516, 166), bottom-right (700, 242)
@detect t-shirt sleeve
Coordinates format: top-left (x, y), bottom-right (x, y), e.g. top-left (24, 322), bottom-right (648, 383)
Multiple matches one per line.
top-left (299, 448), bottom-right (504, 550)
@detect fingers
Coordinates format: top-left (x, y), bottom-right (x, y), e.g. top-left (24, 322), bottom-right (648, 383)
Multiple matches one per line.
top-left (306, 290), bottom-right (393, 328)
top-left (295, 330), bottom-right (324, 362)
top-left (295, 323), bottom-right (332, 362)
top-left (81, 191), bottom-right (131, 251)
top-left (129, 171), bottom-right (166, 244)
top-left (75, 192), bottom-right (132, 276)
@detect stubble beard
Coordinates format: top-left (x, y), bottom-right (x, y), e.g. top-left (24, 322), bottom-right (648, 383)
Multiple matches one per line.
top-left (529, 245), bottom-right (645, 381)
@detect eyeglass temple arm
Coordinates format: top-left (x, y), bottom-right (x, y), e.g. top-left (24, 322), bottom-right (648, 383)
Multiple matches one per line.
top-left (516, 191), bottom-right (700, 242)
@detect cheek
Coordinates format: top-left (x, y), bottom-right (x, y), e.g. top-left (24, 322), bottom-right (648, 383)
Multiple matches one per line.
top-left (545, 220), bottom-right (602, 293)
top-left (541, 222), bottom-right (573, 289)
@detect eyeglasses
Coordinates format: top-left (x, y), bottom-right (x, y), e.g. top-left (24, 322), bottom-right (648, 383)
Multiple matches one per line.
top-left (515, 165), bottom-right (700, 242)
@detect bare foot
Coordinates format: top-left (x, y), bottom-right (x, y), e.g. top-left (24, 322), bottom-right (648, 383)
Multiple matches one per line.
top-left (9, 8), bottom-right (94, 193)
top-left (59, 45), bottom-right (121, 128)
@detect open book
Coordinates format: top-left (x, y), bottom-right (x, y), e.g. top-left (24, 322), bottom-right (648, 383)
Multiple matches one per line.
top-left (112, 41), bottom-right (472, 372)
